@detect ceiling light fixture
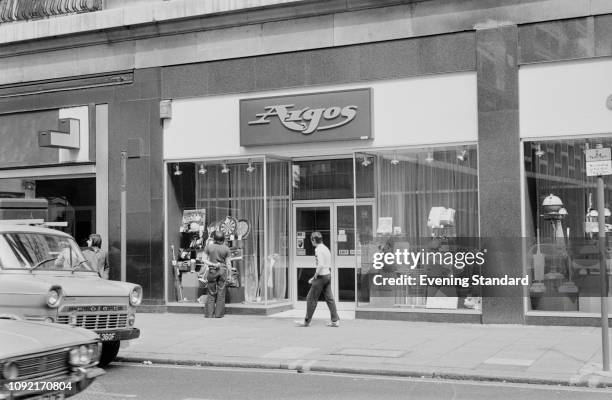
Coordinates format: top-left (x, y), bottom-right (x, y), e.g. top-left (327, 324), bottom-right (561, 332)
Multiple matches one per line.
top-left (173, 164), bottom-right (182, 176)
top-left (456, 149), bottom-right (467, 162)
top-left (221, 162), bottom-right (230, 174)
top-left (361, 156), bottom-right (371, 167)
top-left (198, 164), bottom-right (207, 175)
top-left (425, 151), bottom-right (434, 163)
top-left (535, 144), bottom-right (545, 158)
top-left (246, 160), bottom-right (256, 173)
top-left (390, 152), bottom-right (400, 165)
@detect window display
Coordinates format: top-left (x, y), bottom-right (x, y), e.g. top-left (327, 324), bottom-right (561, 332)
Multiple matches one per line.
top-left (355, 146), bottom-right (480, 311)
top-left (524, 139), bottom-right (612, 313)
top-left (166, 158), bottom-right (289, 306)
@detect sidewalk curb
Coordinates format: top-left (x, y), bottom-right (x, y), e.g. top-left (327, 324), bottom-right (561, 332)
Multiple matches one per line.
top-left (115, 356), bottom-right (611, 388)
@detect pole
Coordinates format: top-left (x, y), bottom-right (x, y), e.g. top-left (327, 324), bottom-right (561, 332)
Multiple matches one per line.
top-left (597, 173), bottom-right (610, 371)
top-left (120, 151), bottom-right (127, 282)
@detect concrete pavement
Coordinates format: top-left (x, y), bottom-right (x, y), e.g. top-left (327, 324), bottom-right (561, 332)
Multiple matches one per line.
top-left (117, 313), bottom-right (612, 388)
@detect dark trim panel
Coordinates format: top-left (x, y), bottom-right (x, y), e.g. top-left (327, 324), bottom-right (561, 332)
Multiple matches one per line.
top-left (0, 70), bottom-right (134, 99)
top-left (519, 15), bottom-right (612, 65)
top-left (162, 32), bottom-right (476, 99)
top-left (356, 309), bottom-right (482, 323)
top-left (526, 315), bottom-right (612, 327)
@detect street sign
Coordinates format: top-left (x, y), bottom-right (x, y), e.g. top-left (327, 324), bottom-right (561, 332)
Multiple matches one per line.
top-left (586, 148), bottom-right (612, 176)
top-left (586, 148), bottom-right (611, 162)
top-left (587, 161), bottom-right (612, 176)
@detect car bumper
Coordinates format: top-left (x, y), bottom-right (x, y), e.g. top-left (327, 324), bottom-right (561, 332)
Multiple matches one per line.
top-left (96, 327), bottom-right (140, 342)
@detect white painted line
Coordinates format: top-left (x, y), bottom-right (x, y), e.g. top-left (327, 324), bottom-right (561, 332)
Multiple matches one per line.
top-left (483, 358), bottom-right (535, 367)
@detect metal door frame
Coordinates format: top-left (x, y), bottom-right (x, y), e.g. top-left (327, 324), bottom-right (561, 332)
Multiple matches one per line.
top-left (290, 199), bottom-right (375, 310)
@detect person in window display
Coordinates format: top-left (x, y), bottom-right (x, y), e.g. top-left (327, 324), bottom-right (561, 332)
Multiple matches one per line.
top-left (201, 230), bottom-right (232, 318)
top-left (295, 232), bottom-right (340, 327)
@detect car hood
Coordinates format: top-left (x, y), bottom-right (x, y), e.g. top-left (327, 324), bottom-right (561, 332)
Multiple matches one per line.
top-left (33, 274), bottom-right (137, 297)
top-left (0, 319), bottom-right (98, 359)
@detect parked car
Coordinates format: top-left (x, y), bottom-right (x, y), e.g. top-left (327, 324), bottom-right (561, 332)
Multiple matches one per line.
top-left (0, 316), bottom-right (104, 399)
top-left (0, 225), bottom-right (141, 366)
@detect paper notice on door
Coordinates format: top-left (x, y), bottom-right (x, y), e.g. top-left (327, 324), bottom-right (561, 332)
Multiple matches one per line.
top-left (337, 234), bottom-right (347, 242)
top-left (339, 250), bottom-right (349, 256)
top-left (297, 249), bottom-right (306, 256)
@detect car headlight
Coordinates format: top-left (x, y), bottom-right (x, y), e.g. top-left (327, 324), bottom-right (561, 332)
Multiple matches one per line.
top-left (46, 288), bottom-right (63, 308)
top-left (129, 286), bottom-right (143, 306)
top-left (69, 344), bottom-right (96, 366)
top-left (93, 342), bottom-right (102, 363)
top-left (2, 361), bottom-right (18, 380)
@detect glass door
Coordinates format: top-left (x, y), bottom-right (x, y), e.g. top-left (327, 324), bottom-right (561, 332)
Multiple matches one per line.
top-left (334, 202), bottom-right (374, 305)
top-left (293, 205), bottom-right (331, 303)
top-left (292, 201), bottom-right (374, 309)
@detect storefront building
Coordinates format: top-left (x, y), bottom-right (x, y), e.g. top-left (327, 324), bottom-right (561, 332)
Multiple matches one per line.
top-left (164, 71), bottom-right (479, 319)
top-left (2, 0), bottom-right (612, 325)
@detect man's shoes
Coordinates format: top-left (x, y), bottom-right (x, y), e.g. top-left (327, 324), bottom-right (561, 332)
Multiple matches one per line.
top-left (295, 320), bottom-right (310, 327)
top-left (326, 321), bottom-right (340, 327)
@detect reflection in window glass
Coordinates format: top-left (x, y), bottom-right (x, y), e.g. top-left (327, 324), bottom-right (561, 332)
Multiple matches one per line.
top-left (356, 145), bottom-right (480, 311)
top-left (524, 139), bottom-right (612, 313)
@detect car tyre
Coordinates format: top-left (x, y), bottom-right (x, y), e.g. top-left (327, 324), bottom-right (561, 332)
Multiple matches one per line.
top-left (99, 341), bottom-right (120, 367)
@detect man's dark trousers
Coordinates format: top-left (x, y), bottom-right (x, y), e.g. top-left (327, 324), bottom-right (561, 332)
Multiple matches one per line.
top-left (305, 274), bottom-right (339, 324)
top-left (205, 267), bottom-right (227, 318)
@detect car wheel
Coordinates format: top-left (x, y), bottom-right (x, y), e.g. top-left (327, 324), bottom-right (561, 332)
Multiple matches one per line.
top-left (99, 341), bottom-right (121, 367)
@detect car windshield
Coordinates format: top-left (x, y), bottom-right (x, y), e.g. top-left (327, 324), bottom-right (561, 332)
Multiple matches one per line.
top-left (0, 232), bottom-right (94, 271)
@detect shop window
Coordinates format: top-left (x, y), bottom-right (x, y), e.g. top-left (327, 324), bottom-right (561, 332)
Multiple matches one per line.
top-left (524, 139), bottom-right (612, 313)
top-left (355, 146), bottom-right (480, 311)
top-left (166, 158), bottom-right (289, 305)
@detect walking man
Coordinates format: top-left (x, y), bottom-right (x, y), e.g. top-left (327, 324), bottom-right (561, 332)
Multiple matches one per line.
top-left (201, 230), bottom-right (231, 318)
top-left (295, 232), bottom-right (340, 327)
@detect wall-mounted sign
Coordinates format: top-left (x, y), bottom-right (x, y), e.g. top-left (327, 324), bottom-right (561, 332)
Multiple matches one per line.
top-left (39, 118), bottom-right (80, 150)
top-left (586, 148), bottom-right (612, 177)
top-left (240, 88), bottom-right (372, 146)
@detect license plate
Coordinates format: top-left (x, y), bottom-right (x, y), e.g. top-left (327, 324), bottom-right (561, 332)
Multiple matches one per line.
top-left (34, 393), bottom-right (65, 400)
top-left (100, 332), bottom-right (117, 341)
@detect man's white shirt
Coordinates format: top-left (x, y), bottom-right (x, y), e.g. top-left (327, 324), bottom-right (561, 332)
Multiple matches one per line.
top-left (315, 243), bottom-right (332, 276)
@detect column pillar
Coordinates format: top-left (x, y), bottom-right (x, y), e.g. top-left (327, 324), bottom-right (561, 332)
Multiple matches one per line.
top-left (476, 25), bottom-right (524, 324)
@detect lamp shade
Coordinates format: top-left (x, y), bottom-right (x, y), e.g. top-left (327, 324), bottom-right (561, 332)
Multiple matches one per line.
top-left (542, 194), bottom-right (563, 212)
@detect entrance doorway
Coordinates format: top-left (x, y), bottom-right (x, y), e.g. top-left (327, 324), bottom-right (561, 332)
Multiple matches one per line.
top-left (0, 176), bottom-right (96, 246)
top-left (292, 201), bottom-right (374, 310)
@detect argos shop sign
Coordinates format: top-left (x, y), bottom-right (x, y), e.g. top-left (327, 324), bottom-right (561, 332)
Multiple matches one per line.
top-left (240, 88), bottom-right (372, 146)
